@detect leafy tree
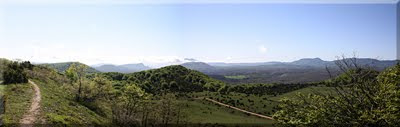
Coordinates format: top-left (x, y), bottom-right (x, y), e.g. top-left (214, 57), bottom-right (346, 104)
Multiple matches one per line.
top-left (66, 63), bottom-right (88, 101)
top-left (80, 74), bottom-right (113, 101)
top-left (154, 93), bottom-right (189, 126)
top-left (2, 61), bottom-right (28, 84)
top-left (0, 58), bottom-right (11, 81)
top-left (20, 61), bottom-right (33, 70)
top-left (111, 84), bottom-right (149, 126)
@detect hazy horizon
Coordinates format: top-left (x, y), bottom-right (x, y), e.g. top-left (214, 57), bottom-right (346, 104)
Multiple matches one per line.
top-left (0, 1), bottom-right (397, 66)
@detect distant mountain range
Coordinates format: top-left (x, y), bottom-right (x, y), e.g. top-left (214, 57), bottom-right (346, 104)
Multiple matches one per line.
top-left (182, 58), bottom-right (398, 84)
top-left (93, 63), bottom-right (151, 73)
top-left (39, 62), bottom-right (99, 73)
top-left (208, 58), bottom-right (396, 68)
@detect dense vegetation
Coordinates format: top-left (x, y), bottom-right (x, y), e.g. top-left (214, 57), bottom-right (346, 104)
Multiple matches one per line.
top-left (2, 62), bottom-right (29, 84)
top-left (273, 59), bottom-right (400, 126)
top-left (0, 58), bottom-right (11, 81)
top-left (103, 65), bottom-right (226, 94)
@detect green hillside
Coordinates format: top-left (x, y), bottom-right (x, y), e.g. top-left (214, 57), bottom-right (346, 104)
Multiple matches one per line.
top-left (29, 66), bottom-right (109, 125)
top-left (103, 65), bottom-right (226, 94)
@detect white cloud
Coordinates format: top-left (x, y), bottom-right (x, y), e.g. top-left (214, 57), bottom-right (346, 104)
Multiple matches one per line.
top-left (258, 45), bottom-right (267, 54)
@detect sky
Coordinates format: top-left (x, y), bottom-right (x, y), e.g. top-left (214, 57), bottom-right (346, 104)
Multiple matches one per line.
top-left (0, 0), bottom-right (398, 67)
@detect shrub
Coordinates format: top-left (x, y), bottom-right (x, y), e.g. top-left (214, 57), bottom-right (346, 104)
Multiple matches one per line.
top-left (2, 62), bottom-right (28, 84)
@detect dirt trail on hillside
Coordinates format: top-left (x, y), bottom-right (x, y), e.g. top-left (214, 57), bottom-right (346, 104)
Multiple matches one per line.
top-left (204, 98), bottom-right (274, 120)
top-left (20, 80), bottom-right (41, 127)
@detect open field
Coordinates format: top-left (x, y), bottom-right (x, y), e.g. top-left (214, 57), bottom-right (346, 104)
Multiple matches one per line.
top-left (224, 75), bottom-right (248, 80)
top-left (189, 86), bottom-right (332, 117)
top-left (181, 99), bottom-right (275, 126)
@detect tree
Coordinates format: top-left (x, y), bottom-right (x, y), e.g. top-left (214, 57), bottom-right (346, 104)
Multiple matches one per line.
top-left (111, 84), bottom-right (149, 126)
top-left (66, 63), bottom-right (87, 101)
top-left (273, 57), bottom-right (400, 126)
top-left (154, 93), bottom-right (189, 126)
top-left (80, 74), bottom-right (113, 102)
top-left (2, 61), bottom-right (28, 84)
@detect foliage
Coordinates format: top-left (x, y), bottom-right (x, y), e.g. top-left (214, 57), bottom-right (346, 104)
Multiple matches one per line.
top-left (111, 85), bottom-right (190, 126)
top-left (0, 58), bottom-right (11, 81)
top-left (273, 59), bottom-right (400, 126)
top-left (153, 93), bottom-right (189, 126)
top-left (66, 63), bottom-right (88, 101)
top-left (111, 84), bottom-right (148, 126)
top-left (103, 65), bottom-right (226, 94)
top-left (82, 74), bottom-right (113, 101)
top-left (375, 63), bottom-right (400, 123)
top-left (2, 61), bottom-right (29, 84)
top-left (30, 78), bottom-right (109, 125)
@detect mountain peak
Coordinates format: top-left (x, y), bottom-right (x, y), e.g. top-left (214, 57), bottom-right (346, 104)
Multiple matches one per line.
top-left (291, 58), bottom-right (327, 67)
top-left (297, 58), bottom-right (323, 61)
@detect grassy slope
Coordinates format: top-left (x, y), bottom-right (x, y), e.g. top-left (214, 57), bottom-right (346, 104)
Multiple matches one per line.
top-left (191, 86), bottom-right (333, 117)
top-left (269, 86), bottom-right (334, 101)
top-left (0, 85), bottom-right (5, 94)
top-left (2, 83), bottom-right (33, 124)
top-left (32, 79), bottom-right (109, 125)
top-left (183, 99), bottom-right (275, 125)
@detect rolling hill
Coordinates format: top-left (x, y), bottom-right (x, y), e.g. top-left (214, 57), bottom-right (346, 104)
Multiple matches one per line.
top-left (103, 65), bottom-right (226, 94)
top-left (38, 62), bottom-right (99, 73)
top-left (181, 62), bottom-right (217, 73)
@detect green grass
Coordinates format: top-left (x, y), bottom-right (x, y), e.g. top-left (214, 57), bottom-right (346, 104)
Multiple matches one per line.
top-left (269, 86), bottom-right (335, 101)
top-left (2, 83), bottom-right (33, 124)
top-left (224, 75), bottom-right (248, 79)
top-left (191, 92), bottom-right (277, 116)
top-left (189, 86), bottom-right (333, 118)
top-left (181, 99), bottom-right (275, 126)
top-left (0, 85), bottom-right (6, 95)
top-left (31, 79), bottom-right (110, 126)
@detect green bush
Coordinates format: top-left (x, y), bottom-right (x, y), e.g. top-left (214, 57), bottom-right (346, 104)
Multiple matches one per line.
top-left (2, 62), bottom-right (28, 84)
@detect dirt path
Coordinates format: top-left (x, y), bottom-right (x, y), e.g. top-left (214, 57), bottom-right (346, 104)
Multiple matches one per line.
top-left (20, 80), bottom-right (41, 127)
top-left (203, 98), bottom-right (274, 120)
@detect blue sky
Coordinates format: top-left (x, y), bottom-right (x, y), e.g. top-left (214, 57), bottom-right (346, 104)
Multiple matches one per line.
top-left (0, 1), bottom-right (397, 66)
